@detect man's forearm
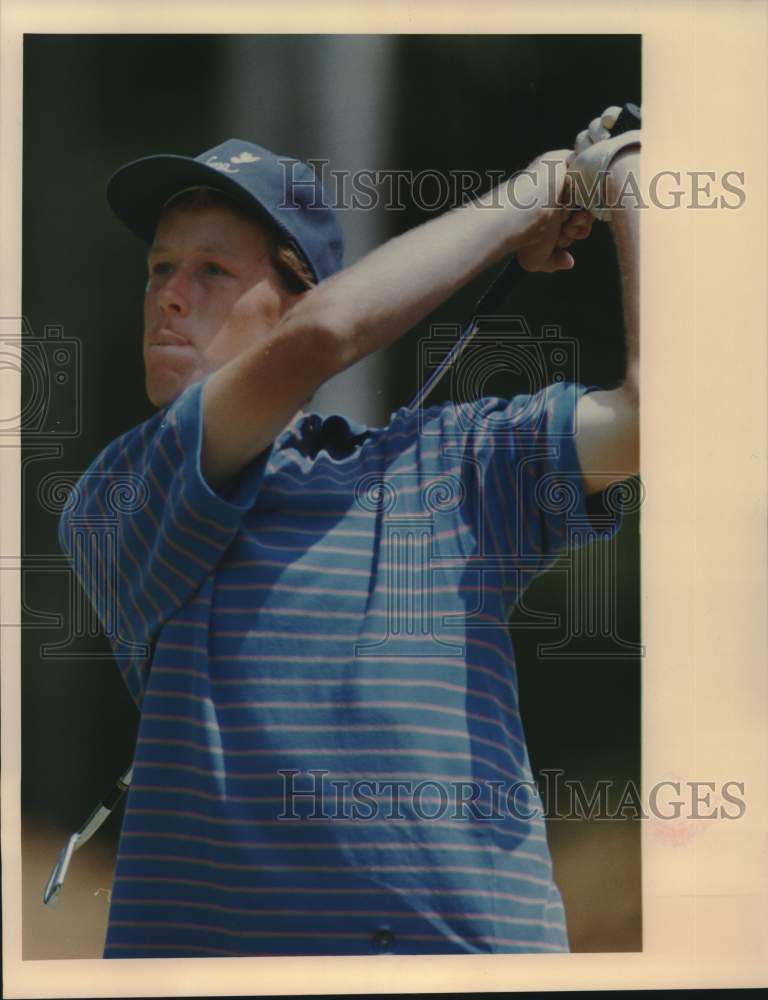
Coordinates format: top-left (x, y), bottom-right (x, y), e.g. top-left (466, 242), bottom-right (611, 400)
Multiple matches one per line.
top-left (606, 150), bottom-right (640, 400)
top-left (293, 156), bottom-right (569, 370)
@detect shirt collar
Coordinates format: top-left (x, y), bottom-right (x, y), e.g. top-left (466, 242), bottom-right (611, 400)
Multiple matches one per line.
top-left (283, 412), bottom-right (372, 460)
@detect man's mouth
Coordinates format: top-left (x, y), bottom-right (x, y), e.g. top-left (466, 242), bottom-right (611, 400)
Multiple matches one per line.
top-left (147, 327), bottom-right (194, 349)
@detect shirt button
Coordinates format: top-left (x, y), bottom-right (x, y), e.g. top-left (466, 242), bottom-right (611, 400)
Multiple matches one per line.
top-left (371, 928), bottom-right (396, 953)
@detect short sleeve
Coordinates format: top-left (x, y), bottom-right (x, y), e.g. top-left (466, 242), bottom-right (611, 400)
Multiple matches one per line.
top-left (58, 378), bottom-right (271, 704)
top-left (438, 381), bottom-right (624, 594)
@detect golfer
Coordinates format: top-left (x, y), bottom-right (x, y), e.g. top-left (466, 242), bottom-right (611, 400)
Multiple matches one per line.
top-left (59, 112), bottom-right (640, 957)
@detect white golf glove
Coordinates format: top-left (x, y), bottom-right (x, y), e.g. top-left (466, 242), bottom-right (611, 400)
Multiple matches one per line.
top-left (568, 105), bottom-right (641, 221)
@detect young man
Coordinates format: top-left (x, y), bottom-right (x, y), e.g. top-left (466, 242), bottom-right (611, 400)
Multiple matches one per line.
top-left (60, 117), bottom-right (640, 957)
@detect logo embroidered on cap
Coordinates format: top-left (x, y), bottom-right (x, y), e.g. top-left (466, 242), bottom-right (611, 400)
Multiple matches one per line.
top-left (231, 152), bottom-right (261, 164)
top-left (206, 156), bottom-right (239, 174)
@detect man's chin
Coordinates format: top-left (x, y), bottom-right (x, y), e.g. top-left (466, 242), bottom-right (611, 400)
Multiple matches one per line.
top-left (146, 374), bottom-right (189, 409)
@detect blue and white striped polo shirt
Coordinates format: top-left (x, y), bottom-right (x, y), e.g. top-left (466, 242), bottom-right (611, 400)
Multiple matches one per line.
top-left (61, 377), bottom-right (613, 958)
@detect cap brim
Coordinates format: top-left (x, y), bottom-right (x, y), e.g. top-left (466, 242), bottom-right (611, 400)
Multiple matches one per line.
top-left (106, 153), bottom-right (283, 245)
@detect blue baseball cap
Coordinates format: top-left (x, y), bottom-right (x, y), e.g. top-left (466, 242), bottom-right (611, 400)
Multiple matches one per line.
top-left (106, 138), bottom-right (344, 283)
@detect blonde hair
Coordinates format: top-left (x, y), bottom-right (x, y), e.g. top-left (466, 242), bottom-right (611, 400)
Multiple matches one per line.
top-left (160, 186), bottom-right (316, 293)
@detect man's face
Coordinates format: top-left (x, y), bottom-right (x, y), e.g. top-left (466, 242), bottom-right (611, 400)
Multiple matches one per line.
top-left (143, 200), bottom-right (296, 407)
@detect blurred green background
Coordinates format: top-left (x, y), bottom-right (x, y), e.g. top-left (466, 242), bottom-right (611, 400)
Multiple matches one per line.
top-left (21, 34), bottom-right (641, 956)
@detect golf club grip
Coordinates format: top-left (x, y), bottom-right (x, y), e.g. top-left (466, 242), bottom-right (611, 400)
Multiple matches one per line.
top-left (613, 102), bottom-right (641, 134)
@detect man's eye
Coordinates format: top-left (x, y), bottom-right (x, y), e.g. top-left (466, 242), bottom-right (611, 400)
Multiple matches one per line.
top-left (203, 262), bottom-right (227, 277)
top-left (149, 261), bottom-right (172, 276)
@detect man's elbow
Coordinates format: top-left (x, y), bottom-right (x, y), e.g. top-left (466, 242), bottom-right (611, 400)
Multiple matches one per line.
top-left (280, 285), bottom-right (360, 380)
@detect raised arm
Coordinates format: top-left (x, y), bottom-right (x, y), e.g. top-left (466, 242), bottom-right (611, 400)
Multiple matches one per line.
top-left (201, 152), bottom-right (585, 487)
top-left (571, 120), bottom-right (641, 495)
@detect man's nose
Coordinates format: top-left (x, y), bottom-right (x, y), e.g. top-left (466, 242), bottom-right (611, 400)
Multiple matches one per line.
top-left (157, 271), bottom-right (192, 316)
